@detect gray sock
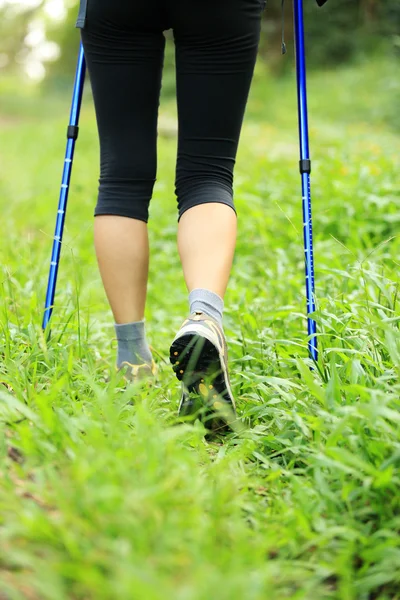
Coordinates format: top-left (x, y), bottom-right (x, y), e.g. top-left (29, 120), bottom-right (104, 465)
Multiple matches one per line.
top-left (189, 288), bottom-right (224, 327)
top-left (114, 320), bottom-right (153, 367)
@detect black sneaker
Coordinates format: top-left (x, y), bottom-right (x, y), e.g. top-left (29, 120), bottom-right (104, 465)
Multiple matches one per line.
top-left (169, 312), bottom-right (236, 431)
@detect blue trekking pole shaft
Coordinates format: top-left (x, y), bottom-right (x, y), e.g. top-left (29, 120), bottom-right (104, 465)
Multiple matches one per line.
top-left (293, 0), bottom-right (318, 361)
top-left (42, 43), bottom-right (86, 331)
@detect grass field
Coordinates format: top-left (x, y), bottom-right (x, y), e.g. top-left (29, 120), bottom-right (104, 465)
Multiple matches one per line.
top-left (1, 55), bottom-right (400, 599)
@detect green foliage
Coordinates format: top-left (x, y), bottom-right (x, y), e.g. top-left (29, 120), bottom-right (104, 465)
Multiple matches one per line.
top-left (259, 0), bottom-right (400, 72)
top-left (45, 3), bottom-right (82, 90)
top-left (303, 0), bottom-right (364, 66)
top-left (0, 3), bottom-right (41, 73)
top-left (1, 58), bottom-right (400, 599)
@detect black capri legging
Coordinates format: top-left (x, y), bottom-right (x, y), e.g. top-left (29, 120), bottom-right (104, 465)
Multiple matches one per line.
top-left (78, 0), bottom-right (264, 222)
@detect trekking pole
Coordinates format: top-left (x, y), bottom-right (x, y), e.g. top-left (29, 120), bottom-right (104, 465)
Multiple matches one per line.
top-left (42, 43), bottom-right (86, 331)
top-left (293, 0), bottom-right (318, 361)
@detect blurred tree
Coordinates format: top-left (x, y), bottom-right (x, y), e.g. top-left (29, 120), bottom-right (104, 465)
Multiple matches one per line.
top-left (0, 2), bottom-right (43, 73)
top-left (260, 0), bottom-right (399, 71)
top-left (45, 3), bottom-right (82, 89)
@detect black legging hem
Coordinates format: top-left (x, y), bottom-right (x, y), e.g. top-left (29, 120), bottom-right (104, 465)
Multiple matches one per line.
top-left (179, 200), bottom-right (237, 222)
top-left (177, 181), bottom-right (236, 221)
top-left (94, 209), bottom-right (149, 223)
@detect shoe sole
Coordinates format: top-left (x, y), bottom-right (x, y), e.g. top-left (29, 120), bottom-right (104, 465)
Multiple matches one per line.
top-left (169, 333), bottom-right (236, 432)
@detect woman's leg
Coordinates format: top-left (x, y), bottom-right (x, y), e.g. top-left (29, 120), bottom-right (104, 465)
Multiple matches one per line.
top-left (169, 0), bottom-right (263, 417)
top-left (172, 0), bottom-right (263, 306)
top-left (94, 216), bottom-right (149, 324)
top-left (177, 203), bottom-right (237, 299)
top-left (80, 0), bottom-right (166, 366)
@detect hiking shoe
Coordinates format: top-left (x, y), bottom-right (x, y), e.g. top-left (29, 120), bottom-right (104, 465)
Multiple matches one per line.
top-left (169, 312), bottom-right (236, 430)
top-left (118, 360), bottom-right (158, 384)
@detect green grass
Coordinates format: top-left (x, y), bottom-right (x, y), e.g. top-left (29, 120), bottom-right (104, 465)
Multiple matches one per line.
top-left (1, 57), bottom-right (400, 599)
